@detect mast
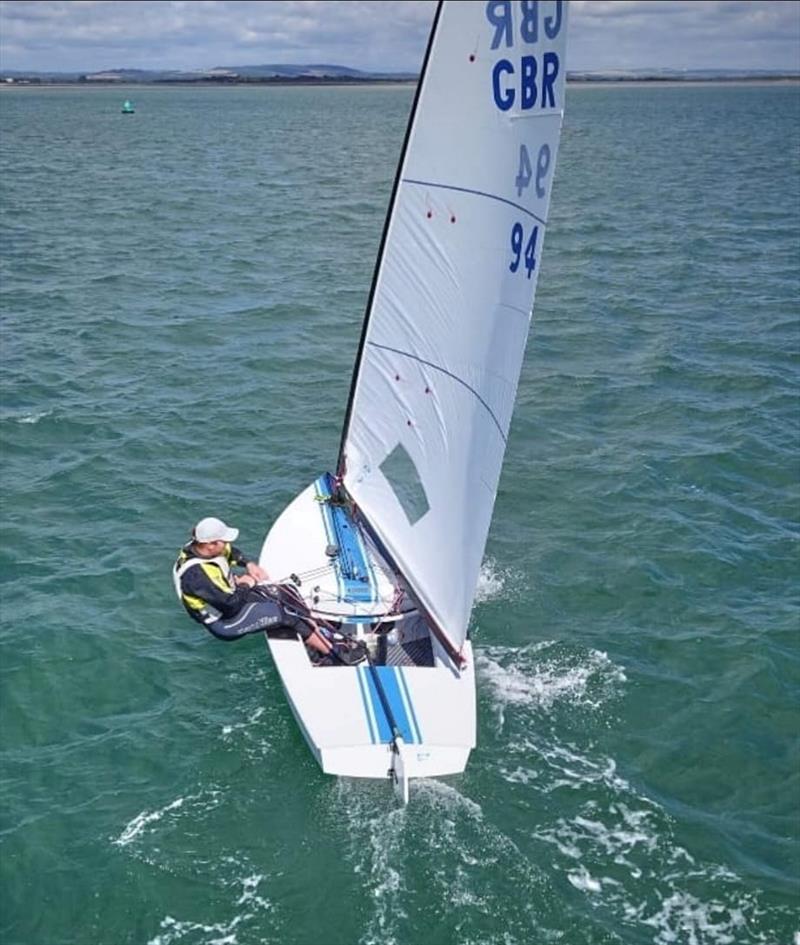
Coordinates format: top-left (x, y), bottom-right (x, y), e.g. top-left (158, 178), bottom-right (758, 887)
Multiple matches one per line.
top-left (336, 1), bottom-right (444, 480)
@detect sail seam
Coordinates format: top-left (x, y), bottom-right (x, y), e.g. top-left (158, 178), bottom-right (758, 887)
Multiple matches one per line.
top-left (499, 301), bottom-right (533, 318)
top-left (402, 178), bottom-right (547, 226)
top-left (368, 341), bottom-right (507, 443)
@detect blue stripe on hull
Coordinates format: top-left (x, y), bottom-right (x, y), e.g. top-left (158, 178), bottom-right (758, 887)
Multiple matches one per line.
top-left (356, 667), bottom-right (378, 744)
top-left (397, 668), bottom-right (423, 744)
top-left (363, 666), bottom-right (420, 745)
top-left (363, 668), bottom-right (394, 743)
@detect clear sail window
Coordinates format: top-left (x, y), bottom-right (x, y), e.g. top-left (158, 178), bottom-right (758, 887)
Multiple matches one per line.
top-left (379, 443), bottom-right (430, 526)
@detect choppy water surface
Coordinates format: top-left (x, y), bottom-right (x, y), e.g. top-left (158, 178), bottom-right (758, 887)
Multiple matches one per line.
top-left (1, 82), bottom-right (798, 944)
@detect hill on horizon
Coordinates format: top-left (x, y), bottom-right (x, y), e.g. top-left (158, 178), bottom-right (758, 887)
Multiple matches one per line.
top-left (1, 63), bottom-right (798, 84)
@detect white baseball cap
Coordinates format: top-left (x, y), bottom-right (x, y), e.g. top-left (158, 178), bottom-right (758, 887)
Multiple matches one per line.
top-left (194, 517), bottom-right (239, 543)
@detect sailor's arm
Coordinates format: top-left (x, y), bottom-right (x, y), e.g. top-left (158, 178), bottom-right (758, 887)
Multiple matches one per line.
top-left (245, 561), bottom-right (268, 581)
top-left (229, 545), bottom-right (269, 582)
top-left (182, 566), bottom-right (250, 618)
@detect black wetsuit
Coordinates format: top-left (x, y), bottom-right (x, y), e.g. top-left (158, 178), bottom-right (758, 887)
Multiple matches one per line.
top-left (174, 542), bottom-right (314, 642)
top-left (204, 585), bottom-right (314, 642)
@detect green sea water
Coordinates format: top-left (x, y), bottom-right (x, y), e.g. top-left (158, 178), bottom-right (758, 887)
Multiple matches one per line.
top-left (1, 82), bottom-right (798, 945)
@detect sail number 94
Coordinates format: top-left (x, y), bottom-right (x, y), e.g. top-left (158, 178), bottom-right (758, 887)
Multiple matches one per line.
top-left (509, 222), bottom-right (538, 278)
top-left (516, 143), bottom-right (551, 198)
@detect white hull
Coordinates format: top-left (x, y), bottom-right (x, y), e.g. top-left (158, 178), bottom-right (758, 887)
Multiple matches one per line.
top-left (263, 634), bottom-right (474, 780)
top-left (259, 476), bottom-right (476, 788)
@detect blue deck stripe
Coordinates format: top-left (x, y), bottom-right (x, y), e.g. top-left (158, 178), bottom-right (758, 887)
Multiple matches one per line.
top-left (356, 667), bottom-right (377, 744)
top-left (317, 473), bottom-right (374, 603)
top-left (378, 668), bottom-right (413, 743)
top-left (314, 478), bottom-right (344, 602)
top-left (364, 669), bottom-right (394, 743)
top-left (349, 502), bottom-right (380, 601)
top-left (324, 473), bottom-right (373, 602)
top-left (397, 668), bottom-right (423, 744)
top-left (329, 504), bottom-right (373, 603)
top-left (368, 666), bottom-right (417, 745)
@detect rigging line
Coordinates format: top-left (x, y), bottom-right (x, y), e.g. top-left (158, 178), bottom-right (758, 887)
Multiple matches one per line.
top-left (310, 587), bottom-right (395, 605)
top-left (277, 566), bottom-right (336, 583)
top-left (402, 178), bottom-right (548, 226)
top-left (368, 341), bottom-right (507, 443)
top-left (294, 568), bottom-right (336, 581)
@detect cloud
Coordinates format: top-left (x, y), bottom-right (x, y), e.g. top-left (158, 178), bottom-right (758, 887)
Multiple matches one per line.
top-left (0, 0), bottom-right (798, 73)
top-left (0, 1), bottom-right (437, 72)
top-left (569, 0), bottom-right (800, 70)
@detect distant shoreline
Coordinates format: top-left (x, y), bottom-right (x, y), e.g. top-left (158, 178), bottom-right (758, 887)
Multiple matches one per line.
top-left (569, 77), bottom-right (800, 88)
top-left (0, 78), bottom-right (417, 90)
top-left (569, 75), bottom-right (800, 86)
top-left (2, 74), bottom-right (798, 91)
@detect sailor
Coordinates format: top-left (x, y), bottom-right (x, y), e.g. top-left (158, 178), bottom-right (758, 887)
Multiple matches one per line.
top-left (173, 516), bottom-right (363, 663)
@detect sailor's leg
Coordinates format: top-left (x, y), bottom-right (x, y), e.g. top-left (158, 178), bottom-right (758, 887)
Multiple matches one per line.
top-left (286, 613), bottom-right (335, 656)
top-left (205, 601), bottom-right (284, 641)
top-left (236, 586), bottom-right (365, 664)
top-left (298, 617), bottom-right (367, 665)
top-left (248, 585), bottom-right (336, 657)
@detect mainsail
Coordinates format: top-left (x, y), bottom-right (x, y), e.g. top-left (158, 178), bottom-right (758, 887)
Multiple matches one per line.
top-left (339, 1), bottom-right (569, 654)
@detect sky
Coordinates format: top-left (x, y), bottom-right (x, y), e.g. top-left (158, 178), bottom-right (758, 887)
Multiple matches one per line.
top-left (0, 0), bottom-right (798, 74)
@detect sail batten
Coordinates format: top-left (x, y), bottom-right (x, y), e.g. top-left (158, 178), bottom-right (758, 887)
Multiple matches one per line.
top-left (367, 341), bottom-right (509, 443)
top-left (402, 178), bottom-right (550, 225)
top-left (341, 1), bottom-right (569, 649)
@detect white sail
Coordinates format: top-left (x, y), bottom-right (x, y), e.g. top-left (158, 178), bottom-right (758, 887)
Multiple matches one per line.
top-left (340, 0), bottom-right (569, 653)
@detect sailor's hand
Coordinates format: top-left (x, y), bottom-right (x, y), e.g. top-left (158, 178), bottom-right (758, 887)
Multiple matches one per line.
top-left (246, 562), bottom-right (269, 582)
top-left (235, 574), bottom-right (257, 588)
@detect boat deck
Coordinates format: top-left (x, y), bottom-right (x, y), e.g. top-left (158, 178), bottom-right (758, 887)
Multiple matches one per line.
top-left (266, 627), bottom-right (435, 668)
top-left (374, 635), bottom-right (435, 667)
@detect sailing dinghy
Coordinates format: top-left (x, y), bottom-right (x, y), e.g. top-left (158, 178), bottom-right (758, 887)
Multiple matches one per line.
top-left (259, 0), bottom-right (569, 802)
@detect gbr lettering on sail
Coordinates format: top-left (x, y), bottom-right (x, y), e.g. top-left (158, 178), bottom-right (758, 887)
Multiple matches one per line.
top-left (484, 1), bottom-right (565, 280)
top-left (487, 0), bottom-right (564, 112)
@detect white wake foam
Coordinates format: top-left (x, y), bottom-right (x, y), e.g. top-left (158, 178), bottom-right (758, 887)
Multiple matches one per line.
top-left (474, 557), bottom-right (529, 605)
top-left (147, 868), bottom-right (273, 945)
top-left (474, 558), bottom-right (507, 603)
top-left (477, 642), bottom-right (626, 725)
top-left (531, 752), bottom-right (778, 945)
top-left (567, 865), bottom-right (604, 893)
top-left (476, 641), bottom-right (783, 942)
top-left (114, 797), bottom-right (187, 848)
top-left (148, 914), bottom-right (243, 945)
top-left (221, 705), bottom-right (264, 737)
top-left (113, 789), bottom-right (222, 848)
top-left (324, 777), bottom-right (564, 945)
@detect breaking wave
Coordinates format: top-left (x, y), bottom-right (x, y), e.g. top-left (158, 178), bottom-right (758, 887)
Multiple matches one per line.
top-left (1, 408), bottom-right (52, 425)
